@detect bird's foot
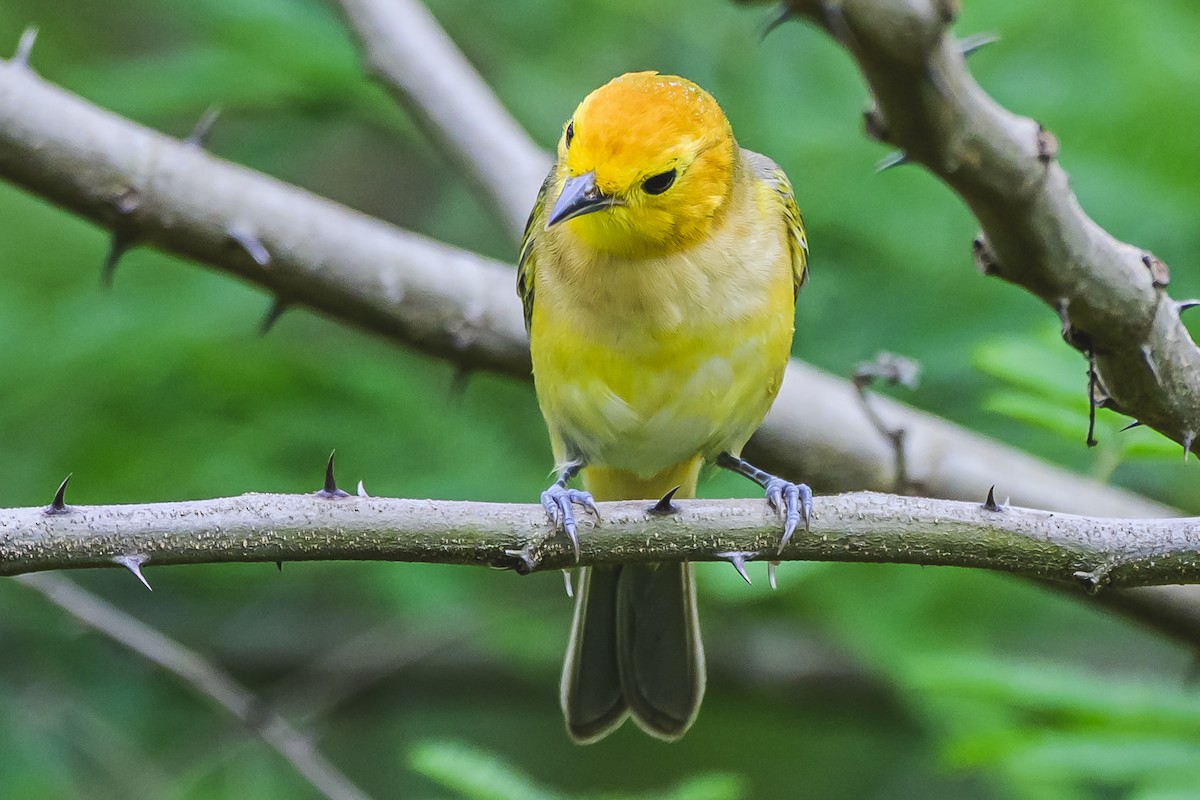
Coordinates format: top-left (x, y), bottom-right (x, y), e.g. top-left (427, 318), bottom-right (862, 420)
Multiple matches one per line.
top-left (541, 484), bottom-right (598, 560)
top-left (764, 477), bottom-right (812, 553)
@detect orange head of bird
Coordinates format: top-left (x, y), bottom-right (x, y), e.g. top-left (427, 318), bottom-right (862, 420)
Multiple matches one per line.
top-left (546, 72), bottom-right (736, 258)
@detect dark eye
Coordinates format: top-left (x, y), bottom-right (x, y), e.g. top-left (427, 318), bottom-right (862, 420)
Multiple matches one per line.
top-left (565, 120), bottom-right (574, 147)
top-left (641, 169), bottom-right (677, 195)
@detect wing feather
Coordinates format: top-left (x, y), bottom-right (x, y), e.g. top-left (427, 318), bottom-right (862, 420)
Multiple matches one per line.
top-left (743, 149), bottom-right (808, 298)
top-left (517, 170), bottom-right (556, 333)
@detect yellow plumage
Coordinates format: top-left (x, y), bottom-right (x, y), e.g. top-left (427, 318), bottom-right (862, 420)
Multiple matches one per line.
top-left (519, 71), bottom-right (808, 743)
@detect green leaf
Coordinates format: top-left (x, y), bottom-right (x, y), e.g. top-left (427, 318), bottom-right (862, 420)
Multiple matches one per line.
top-left (409, 741), bottom-right (562, 800)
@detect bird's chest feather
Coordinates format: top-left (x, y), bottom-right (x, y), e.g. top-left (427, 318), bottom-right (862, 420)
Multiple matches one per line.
top-left (530, 232), bottom-right (793, 475)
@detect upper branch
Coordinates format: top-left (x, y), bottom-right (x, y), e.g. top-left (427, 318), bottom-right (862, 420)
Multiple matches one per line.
top-left (333, 0), bottom-right (550, 238)
top-left (2, 491), bottom-right (1199, 590)
top-left (0, 53), bottom-right (531, 378)
top-left (765, 0), bottom-right (1200, 454)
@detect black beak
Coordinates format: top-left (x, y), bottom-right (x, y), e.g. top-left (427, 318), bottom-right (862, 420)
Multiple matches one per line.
top-left (546, 172), bottom-right (620, 227)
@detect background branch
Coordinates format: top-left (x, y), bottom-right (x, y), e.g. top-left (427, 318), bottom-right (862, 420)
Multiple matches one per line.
top-left (4, 492), bottom-right (1200, 590)
top-left (333, 0), bottom-right (550, 238)
top-left (19, 572), bottom-right (372, 800)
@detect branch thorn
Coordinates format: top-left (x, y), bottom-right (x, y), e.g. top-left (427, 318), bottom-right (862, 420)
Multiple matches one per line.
top-left (101, 232), bottom-right (134, 287)
top-left (1184, 431), bottom-right (1195, 463)
top-left (759, 2), bottom-right (796, 41)
top-left (503, 546), bottom-right (536, 576)
top-left (875, 151), bottom-right (908, 172)
top-left (449, 366), bottom-right (472, 402)
top-left (1072, 568), bottom-right (1108, 596)
top-left (315, 451), bottom-right (350, 499)
top-left (1142, 252), bottom-right (1170, 288)
top-left (1085, 349), bottom-right (1100, 448)
top-left (12, 25), bottom-right (37, 69)
top-left (1035, 124), bottom-right (1059, 163)
top-left (113, 554), bottom-right (153, 591)
top-left (972, 235), bottom-right (999, 276)
top-left (276, 561), bottom-right (283, 572)
top-left (562, 569), bottom-right (574, 599)
top-left (982, 485), bottom-right (1002, 512)
top-left (1120, 420), bottom-right (1143, 432)
top-left (227, 225), bottom-right (271, 267)
top-left (259, 296), bottom-right (289, 335)
top-left (959, 32), bottom-right (999, 58)
top-left (716, 551), bottom-right (755, 585)
top-left (862, 107), bottom-right (889, 143)
top-left (648, 486), bottom-right (682, 515)
top-left (936, 0), bottom-right (960, 25)
top-left (1177, 299), bottom-right (1200, 315)
top-left (767, 560), bottom-right (779, 591)
top-left (356, 480), bottom-right (369, 498)
top-left (45, 473), bottom-right (72, 515)
top-left (184, 106), bottom-right (221, 148)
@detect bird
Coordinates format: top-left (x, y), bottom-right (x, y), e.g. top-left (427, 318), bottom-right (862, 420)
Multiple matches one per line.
top-left (518, 71), bottom-right (811, 744)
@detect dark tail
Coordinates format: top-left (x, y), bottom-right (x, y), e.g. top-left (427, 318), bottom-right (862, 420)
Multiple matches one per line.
top-left (560, 562), bottom-right (705, 743)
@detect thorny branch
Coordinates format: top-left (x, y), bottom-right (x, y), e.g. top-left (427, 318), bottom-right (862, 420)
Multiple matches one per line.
top-left (755, 0), bottom-right (1200, 460)
top-left (3, 476), bottom-right (1200, 592)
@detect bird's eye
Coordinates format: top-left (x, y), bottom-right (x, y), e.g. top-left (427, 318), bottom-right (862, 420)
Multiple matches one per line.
top-left (565, 121), bottom-right (574, 147)
top-left (641, 169), bottom-right (677, 195)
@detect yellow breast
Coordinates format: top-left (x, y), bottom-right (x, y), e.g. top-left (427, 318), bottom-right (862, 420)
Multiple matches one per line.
top-left (529, 171), bottom-right (795, 478)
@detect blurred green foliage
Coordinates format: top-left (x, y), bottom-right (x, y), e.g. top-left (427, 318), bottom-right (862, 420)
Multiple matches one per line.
top-left (1, 1), bottom-right (1200, 798)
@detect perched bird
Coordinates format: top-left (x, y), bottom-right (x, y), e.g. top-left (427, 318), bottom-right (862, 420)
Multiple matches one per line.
top-left (518, 71), bottom-right (811, 743)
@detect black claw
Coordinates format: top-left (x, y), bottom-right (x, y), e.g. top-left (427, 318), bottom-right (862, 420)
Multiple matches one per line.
top-left (648, 486), bottom-right (682, 515)
top-left (276, 560), bottom-right (283, 572)
top-left (959, 32), bottom-right (999, 58)
top-left (316, 451), bottom-right (350, 499)
top-left (1120, 420), bottom-right (1143, 432)
top-left (184, 106), bottom-right (221, 148)
top-left (259, 296), bottom-right (289, 335)
top-left (45, 474), bottom-right (72, 515)
top-left (561, 508), bottom-right (580, 560)
top-left (982, 485), bottom-right (1002, 512)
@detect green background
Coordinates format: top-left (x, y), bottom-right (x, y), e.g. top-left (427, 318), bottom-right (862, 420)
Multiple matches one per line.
top-left (1, 1), bottom-right (1199, 798)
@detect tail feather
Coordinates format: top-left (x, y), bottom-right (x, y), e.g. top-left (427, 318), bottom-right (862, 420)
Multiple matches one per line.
top-left (560, 458), bottom-right (706, 743)
top-left (561, 566), bottom-right (627, 743)
top-left (617, 562), bottom-right (705, 740)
